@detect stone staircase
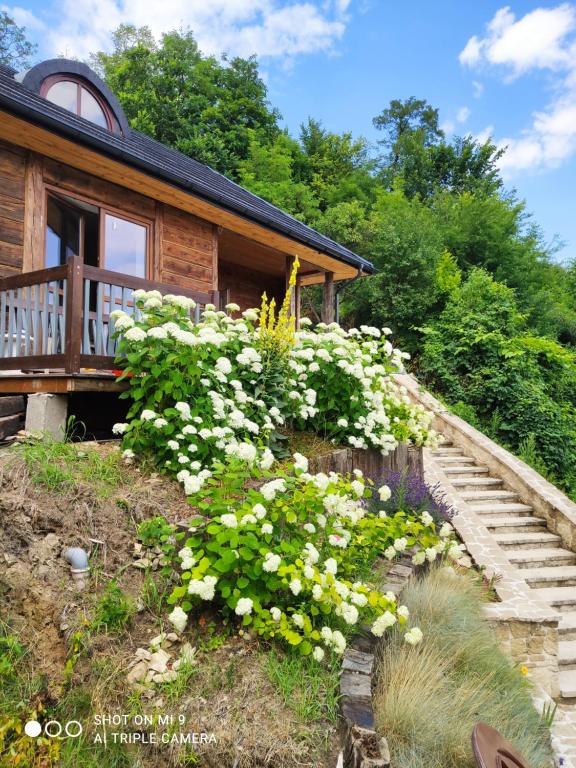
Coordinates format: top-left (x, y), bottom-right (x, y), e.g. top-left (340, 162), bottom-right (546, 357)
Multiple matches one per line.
top-left (433, 439), bottom-right (576, 703)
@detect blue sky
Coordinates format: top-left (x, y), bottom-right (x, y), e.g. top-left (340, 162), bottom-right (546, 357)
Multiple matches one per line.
top-left (5, 0), bottom-right (576, 262)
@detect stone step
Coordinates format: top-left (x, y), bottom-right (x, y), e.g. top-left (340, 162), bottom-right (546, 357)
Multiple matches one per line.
top-left (493, 531), bottom-right (562, 550)
top-left (432, 447), bottom-right (465, 455)
top-left (460, 489), bottom-right (519, 503)
top-left (484, 517), bottom-right (547, 534)
top-left (436, 439), bottom-right (453, 447)
top-left (451, 477), bottom-right (504, 490)
top-left (559, 613), bottom-right (576, 641)
top-left (521, 566), bottom-right (576, 588)
top-left (472, 502), bottom-right (534, 518)
top-left (507, 548), bottom-right (576, 569)
top-left (559, 669), bottom-right (576, 701)
top-left (559, 640), bottom-right (576, 670)
top-left (435, 455), bottom-right (476, 465)
top-left (442, 465), bottom-right (489, 475)
top-left (529, 586), bottom-right (576, 608)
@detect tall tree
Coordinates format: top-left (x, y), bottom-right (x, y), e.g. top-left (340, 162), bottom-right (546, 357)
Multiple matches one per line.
top-left (91, 25), bottom-right (281, 178)
top-left (373, 97), bottom-right (443, 174)
top-left (0, 11), bottom-right (37, 70)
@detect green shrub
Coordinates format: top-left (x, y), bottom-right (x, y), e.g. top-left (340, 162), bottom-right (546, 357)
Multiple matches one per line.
top-left (110, 292), bottom-right (436, 499)
top-left (165, 455), bottom-right (459, 659)
top-left (419, 269), bottom-right (576, 496)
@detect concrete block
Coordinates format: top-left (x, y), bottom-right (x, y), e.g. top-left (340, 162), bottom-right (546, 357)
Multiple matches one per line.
top-left (25, 394), bottom-right (68, 442)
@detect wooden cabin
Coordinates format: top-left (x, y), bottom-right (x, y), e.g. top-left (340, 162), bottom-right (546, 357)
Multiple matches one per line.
top-left (0, 58), bottom-right (374, 411)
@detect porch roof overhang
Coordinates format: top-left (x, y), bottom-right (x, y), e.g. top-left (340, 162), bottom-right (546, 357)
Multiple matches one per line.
top-left (0, 71), bottom-right (375, 283)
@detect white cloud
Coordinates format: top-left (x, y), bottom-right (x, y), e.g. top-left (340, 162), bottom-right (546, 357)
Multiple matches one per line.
top-left (459, 4), bottom-right (576, 176)
top-left (459, 4), bottom-right (576, 78)
top-left (472, 80), bottom-right (484, 98)
top-left (456, 106), bottom-right (470, 123)
top-left (4, 0), bottom-right (351, 63)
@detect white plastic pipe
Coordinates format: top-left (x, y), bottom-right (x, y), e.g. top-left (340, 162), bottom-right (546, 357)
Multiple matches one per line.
top-left (63, 547), bottom-right (90, 590)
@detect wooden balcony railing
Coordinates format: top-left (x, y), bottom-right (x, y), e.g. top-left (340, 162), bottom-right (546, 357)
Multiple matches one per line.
top-left (0, 256), bottom-right (222, 374)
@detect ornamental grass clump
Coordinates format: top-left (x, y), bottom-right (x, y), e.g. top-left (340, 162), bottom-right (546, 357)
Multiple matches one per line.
top-left (374, 567), bottom-right (553, 768)
top-left (110, 290), bottom-right (436, 499)
top-left (163, 455), bottom-right (459, 658)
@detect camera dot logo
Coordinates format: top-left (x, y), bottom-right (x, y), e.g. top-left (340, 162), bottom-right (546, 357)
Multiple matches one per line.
top-left (24, 720), bottom-right (83, 738)
top-left (24, 721), bottom-right (42, 738)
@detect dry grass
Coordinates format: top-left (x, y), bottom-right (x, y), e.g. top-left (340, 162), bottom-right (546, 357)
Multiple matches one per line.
top-left (374, 567), bottom-right (553, 768)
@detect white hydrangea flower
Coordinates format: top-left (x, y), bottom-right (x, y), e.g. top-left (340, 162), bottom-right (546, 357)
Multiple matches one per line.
top-left (188, 575), bottom-right (217, 601)
top-left (124, 326), bottom-right (147, 342)
top-left (112, 314), bottom-right (134, 330)
top-left (153, 418), bottom-right (168, 429)
top-left (303, 523), bottom-right (316, 534)
top-left (404, 627), bottom-right (423, 645)
top-left (141, 409), bottom-right (157, 421)
top-left (167, 440), bottom-right (180, 450)
top-left (220, 513), bottom-right (238, 528)
top-left (215, 357), bottom-right (233, 375)
top-left (421, 511), bottom-right (434, 527)
top-left (440, 522), bottom-right (453, 538)
top-left (350, 479), bottom-right (365, 498)
top-left (168, 606), bottom-right (188, 634)
top-left (312, 646), bottom-right (325, 662)
top-left (384, 546), bottom-right (396, 560)
top-left (312, 584), bottom-right (323, 600)
top-left (378, 485), bottom-right (392, 501)
top-left (293, 452), bottom-right (309, 473)
top-left (261, 523), bottom-right (273, 535)
top-left (394, 537), bottom-right (408, 552)
top-left (235, 597), bottom-right (253, 616)
top-left (397, 605), bottom-right (409, 620)
top-left (324, 558), bottom-right (338, 575)
top-left (412, 550), bottom-right (426, 566)
top-left (262, 552), bottom-right (281, 572)
top-left (253, 503), bottom-right (267, 519)
top-left (289, 579), bottom-right (302, 596)
top-left (371, 610), bottom-right (397, 637)
top-left (270, 607), bottom-right (282, 622)
top-left (292, 613), bottom-right (304, 628)
top-left (112, 422), bottom-right (128, 435)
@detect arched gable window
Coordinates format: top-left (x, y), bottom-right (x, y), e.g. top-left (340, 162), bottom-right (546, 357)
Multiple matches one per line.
top-left (22, 59), bottom-right (129, 135)
top-left (41, 75), bottom-right (114, 131)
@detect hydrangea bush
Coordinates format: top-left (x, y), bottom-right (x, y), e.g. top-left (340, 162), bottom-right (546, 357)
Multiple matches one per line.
top-left (111, 291), bottom-right (436, 498)
top-left (164, 455), bottom-right (460, 658)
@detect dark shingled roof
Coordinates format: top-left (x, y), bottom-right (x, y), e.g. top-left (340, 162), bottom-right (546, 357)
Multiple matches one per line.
top-left (0, 62), bottom-right (375, 275)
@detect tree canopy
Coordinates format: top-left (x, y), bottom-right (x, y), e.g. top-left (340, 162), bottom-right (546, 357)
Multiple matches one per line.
top-left (0, 11), bottom-right (37, 70)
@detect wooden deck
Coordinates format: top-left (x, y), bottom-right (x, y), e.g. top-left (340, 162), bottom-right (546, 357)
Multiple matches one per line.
top-left (0, 372), bottom-right (128, 394)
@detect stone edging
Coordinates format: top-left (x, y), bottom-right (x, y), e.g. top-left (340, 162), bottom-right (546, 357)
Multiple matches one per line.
top-left (338, 557), bottom-right (414, 768)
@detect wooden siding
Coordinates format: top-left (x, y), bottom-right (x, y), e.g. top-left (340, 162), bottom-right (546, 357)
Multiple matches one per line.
top-left (0, 111), bottom-right (358, 282)
top-left (0, 141), bottom-right (25, 277)
top-left (43, 158), bottom-right (157, 220)
top-left (159, 204), bottom-right (217, 292)
top-left (218, 259), bottom-right (283, 312)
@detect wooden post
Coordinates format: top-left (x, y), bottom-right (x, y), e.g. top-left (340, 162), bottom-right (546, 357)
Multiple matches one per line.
top-left (64, 255), bottom-right (83, 374)
top-left (217, 288), bottom-right (231, 311)
top-left (322, 271), bottom-right (335, 323)
top-left (285, 255), bottom-right (296, 316)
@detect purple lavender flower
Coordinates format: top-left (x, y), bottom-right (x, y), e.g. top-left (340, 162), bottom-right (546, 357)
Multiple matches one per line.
top-left (371, 470), bottom-right (455, 524)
